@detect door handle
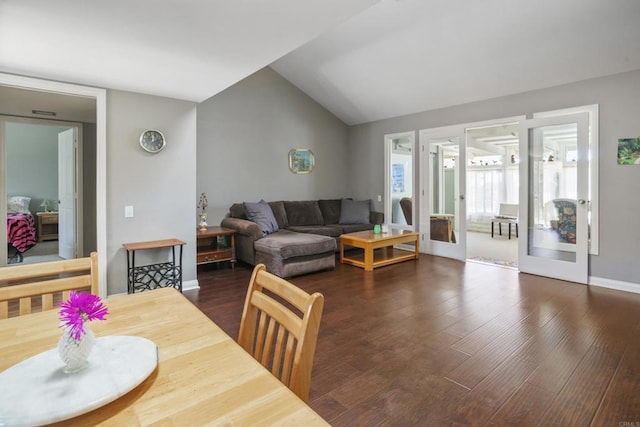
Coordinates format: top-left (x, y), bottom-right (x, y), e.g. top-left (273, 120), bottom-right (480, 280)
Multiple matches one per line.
top-left (578, 199), bottom-right (586, 204)
top-left (459, 195), bottom-right (465, 200)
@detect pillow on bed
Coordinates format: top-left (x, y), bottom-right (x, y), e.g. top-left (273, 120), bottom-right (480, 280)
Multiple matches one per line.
top-left (7, 196), bottom-right (31, 213)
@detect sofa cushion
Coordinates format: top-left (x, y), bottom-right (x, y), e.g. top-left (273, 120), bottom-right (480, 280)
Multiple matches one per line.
top-left (287, 225), bottom-right (343, 238)
top-left (339, 199), bottom-right (371, 225)
top-left (244, 200), bottom-right (279, 235)
top-left (284, 201), bottom-right (324, 226)
top-left (268, 201), bottom-right (288, 229)
top-left (255, 230), bottom-right (336, 260)
top-left (318, 199), bottom-right (342, 225)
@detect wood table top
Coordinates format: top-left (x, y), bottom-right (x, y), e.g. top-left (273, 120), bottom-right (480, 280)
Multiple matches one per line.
top-left (122, 238), bottom-right (186, 251)
top-left (340, 229), bottom-right (419, 243)
top-left (0, 288), bottom-right (328, 426)
top-left (196, 226), bottom-right (236, 237)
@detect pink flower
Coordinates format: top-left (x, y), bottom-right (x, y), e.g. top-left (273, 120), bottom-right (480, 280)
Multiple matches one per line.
top-left (59, 291), bottom-right (108, 341)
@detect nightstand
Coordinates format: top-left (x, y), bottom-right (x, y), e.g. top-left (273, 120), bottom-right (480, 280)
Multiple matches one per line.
top-left (36, 212), bottom-right (59, 242)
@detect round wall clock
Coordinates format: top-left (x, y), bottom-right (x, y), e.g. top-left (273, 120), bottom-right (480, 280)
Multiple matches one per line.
top-left (139, 129), bottom-right (166, 153)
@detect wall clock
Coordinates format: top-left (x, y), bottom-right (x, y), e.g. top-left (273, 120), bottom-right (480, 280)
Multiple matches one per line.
top-left (139, 129), bottom-right (166, 153)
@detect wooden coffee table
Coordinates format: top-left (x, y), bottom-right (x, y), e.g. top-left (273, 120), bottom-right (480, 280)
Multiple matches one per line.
top-left (340, 230), bottom-right (419, 271)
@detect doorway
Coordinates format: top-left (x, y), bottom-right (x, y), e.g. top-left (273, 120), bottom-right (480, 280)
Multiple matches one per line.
top-left (384, 131), bottom-right (415, 231)
top-left (0, 74), bottom-right (107, 296)
top-left (0, 116), bottom-right (83, 264)
top-left (3, 118), bottom-right (83, 265)
top-left (465, 122), bottom-right (520, 268)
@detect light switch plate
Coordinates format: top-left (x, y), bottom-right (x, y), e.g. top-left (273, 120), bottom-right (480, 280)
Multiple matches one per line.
top-left (125, 205), bottom-right (134, 218)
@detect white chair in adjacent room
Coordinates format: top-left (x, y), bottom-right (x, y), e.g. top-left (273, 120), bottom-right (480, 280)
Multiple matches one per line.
top-left (491, 204), bottom-right (519, 239)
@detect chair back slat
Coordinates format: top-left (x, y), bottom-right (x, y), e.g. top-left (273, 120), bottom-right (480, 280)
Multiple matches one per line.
top-left (238, 264), bottom-right (324, 402)
top-left (0, 252), bottom-right (99, 319)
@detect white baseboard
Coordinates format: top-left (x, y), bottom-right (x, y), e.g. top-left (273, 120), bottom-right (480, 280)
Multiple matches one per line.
top-left (182, 279), bottom-right (199, 291)
top-left (589, 276), bottom-right (640, 295)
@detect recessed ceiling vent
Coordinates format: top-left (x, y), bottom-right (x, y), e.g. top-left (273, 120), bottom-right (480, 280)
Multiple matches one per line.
top-left (32, 109), bottom-right (57, 116)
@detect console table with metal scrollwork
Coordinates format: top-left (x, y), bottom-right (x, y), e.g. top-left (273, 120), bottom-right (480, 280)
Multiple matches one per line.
top-left (123, 238), bottom-right (186, 293)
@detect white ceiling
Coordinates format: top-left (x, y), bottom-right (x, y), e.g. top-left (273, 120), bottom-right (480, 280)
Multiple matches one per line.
top-left (0, 0), bottom-right (378, 103)
top-left (2, 0), bottom-right (640, 126)
top-left (272, 0), bottom-right (640, 125)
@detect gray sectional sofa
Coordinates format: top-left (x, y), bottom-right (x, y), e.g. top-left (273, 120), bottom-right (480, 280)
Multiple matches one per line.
top-left (220, 199), bottom-right (383, 277)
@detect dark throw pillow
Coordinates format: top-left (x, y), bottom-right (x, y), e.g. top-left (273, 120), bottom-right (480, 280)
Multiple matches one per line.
top-left (318, 199), bottom-right (342, 225)
top-left (284, 201), bottom-right (324, 226)
top-left (339, 199), bottom-right (371, 225)
top-left (244, 200), bottom-right (279, 235)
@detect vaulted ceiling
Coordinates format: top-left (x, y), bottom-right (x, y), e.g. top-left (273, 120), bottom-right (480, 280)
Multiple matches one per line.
top-left (272, 0), bottom-right (640, 125)
top-left (2, 0), bottom-right (640, 126)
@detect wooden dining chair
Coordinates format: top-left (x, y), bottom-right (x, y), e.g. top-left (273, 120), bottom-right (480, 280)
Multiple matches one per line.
top-left (0, 252), bottom-right (99, 319)
top-left (238, 263), bottom-right (324, 402)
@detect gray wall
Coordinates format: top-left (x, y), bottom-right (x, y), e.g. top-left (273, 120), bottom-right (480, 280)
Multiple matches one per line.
top-left (5, 122), bottom-right (65, 212)
top-left (106, 90), bottom-right (197, 295)
top-left (348, 69), bottom-right (640, 284)
top-left (197, 67), bottom-right (350, 225)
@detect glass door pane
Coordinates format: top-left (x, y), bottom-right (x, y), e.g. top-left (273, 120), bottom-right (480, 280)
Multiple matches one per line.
top-left (519, 113), bottom-right (589, 283)
top-left (527, 123), bottom-right (577, 261)
top-left (429, 138), bottom-right (458, 244)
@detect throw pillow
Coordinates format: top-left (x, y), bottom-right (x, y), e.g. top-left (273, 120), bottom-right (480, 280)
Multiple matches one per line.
top-left (7, 196), bottom-right (31, 213)
top-left (284, 201), bottom-right (324, 226)
top-left (339, 199), bottom-right (371, 225)
top-left (244, 200), bottom-right (279, 236)
top-left (268, 201), bottom-right (288, 229)
top-left (229, 203), bottom-right (247, 219)
top-left (318, 199), bottom-right (342, 225)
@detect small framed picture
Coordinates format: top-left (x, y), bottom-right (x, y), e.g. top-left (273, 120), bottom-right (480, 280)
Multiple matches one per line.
top-left (617, 137), bottom-right (640, 165)
top-left (288, 148), bottom-right (315, 174)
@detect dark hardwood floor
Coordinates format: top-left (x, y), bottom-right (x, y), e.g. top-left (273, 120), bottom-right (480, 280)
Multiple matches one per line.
top-left (186, 255), bottom-right (640, 426)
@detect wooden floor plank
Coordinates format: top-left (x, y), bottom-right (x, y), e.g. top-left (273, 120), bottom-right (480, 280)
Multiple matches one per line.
top-left (538, 345), bottom-right (624, 426)
top-left (591, 329), bottom-right (640, 424)
top-left (485, 382), bottom-right (556, 426)
top-left (187, 255), bottom-right (640, 425)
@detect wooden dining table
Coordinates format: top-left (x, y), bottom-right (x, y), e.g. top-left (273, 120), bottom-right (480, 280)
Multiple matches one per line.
top-left (0, 287), bottom-right (328, 425)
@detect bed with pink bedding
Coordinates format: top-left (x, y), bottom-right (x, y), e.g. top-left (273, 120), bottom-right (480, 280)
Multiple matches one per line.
top-left (7, 212), bottom-right (37, 263)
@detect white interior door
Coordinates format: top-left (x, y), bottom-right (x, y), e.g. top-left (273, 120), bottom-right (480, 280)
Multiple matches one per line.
top-left (58, 128), bottom-right (77, 259)
top-left (419, 125), bottom-right (466, 261)
top-left (518, 113), bottom-right (589, 283)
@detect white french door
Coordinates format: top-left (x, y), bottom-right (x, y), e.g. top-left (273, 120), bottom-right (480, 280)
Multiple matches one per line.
top-left (419, 125), bottom-right (466, 261)
top-left (58, 128), bottom-right (77, 260)
top-left (518, 113), bottom-right (589, 284)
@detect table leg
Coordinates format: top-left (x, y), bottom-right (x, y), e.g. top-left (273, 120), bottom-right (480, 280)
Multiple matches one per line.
top-left (364, 245), bottom-right (373, 271)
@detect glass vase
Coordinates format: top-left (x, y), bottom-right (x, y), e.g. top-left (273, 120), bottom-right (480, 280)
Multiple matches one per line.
top-left (58, 327), bottom-right (94, 373)
top-left (198, 213), bottom-right (208, 231)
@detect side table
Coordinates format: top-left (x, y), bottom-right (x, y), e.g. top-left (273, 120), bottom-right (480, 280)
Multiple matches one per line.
top-left (123, 238), bottom-right (186, 293)
top-left (36, 212), bottom-right (59, 242)
top-left (196, 226), bottom-right (236, 268)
